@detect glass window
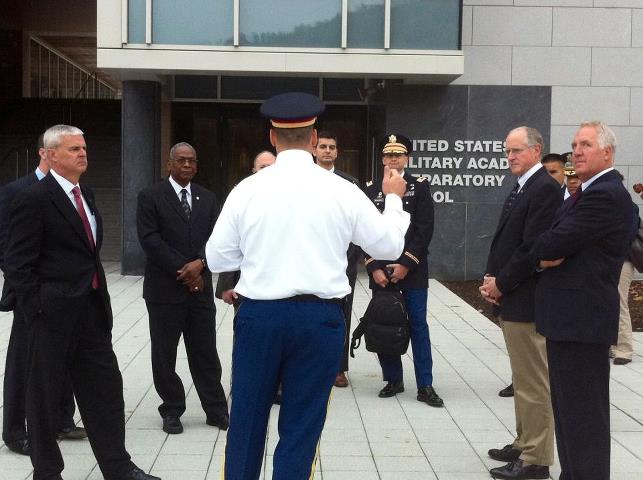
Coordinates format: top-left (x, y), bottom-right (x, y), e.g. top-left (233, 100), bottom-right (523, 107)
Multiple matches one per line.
top-left (390, 0), bottom-right (460, 50)
top-left (221, 76), bottom-right (318, 100)
top-left (347, 0), bottom-right (385, 48)
top-left (240, 0), bottom-right (342, 47)
top-left (323, 78), bottom-right (364, 101)
top-left (175, 75), bottom-right (218, 99)
top-left (128, 0), bottom-right (146, 43)
top-left (153, 0), bottom-right (233, 45)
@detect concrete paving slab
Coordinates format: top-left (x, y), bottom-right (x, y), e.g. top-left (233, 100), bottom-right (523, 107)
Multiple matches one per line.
top-left (2, 268), bottom-right (643, 479)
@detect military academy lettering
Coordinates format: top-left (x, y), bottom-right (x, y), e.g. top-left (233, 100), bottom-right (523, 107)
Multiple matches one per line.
top-left (407, 138), bottom-right (509, 203)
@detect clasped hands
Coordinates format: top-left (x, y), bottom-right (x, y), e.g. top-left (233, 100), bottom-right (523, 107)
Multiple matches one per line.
top-left (373, 263), bottom-right (409, 288)
top-left (479, 257), bottom-right (564, 305)
top-left (177, 259), bottom-right (204, 293)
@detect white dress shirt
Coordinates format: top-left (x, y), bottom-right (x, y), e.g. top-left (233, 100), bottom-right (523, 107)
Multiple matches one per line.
top-left (168, 176), bottom-right (192, 208)
top-left (206, 149), bottom-right (410, 299)
top-left (517, 162), bottom-right (543, 192)
top-left (581, 167), bottom-right (614, 192)
top-left (50, 169), bottom-right (97, 243)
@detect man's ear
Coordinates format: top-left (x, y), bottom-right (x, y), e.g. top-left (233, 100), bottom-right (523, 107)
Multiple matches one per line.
top-left (311, 129), bottom-right (318, 148)
top-left (269, 129), bottom-right (277, 147)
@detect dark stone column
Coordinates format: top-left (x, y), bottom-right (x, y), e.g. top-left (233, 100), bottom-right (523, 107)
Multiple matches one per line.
top-left (121, 81), bottom-right (161, 275)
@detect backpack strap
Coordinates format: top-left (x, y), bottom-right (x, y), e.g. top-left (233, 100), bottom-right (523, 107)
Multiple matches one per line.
top-left (350, 318), bottom-right (367, 358)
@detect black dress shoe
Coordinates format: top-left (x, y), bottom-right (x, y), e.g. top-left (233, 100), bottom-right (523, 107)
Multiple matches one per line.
top-left (490, 459), bottom-right (549, 479)
top-left (109, 466), bottom-right (161, 480)
top-left (5, 438), bottom-right (30, 455)
top-left (57, 426), bottom-right (88, 440)
top-left (488, 444), bottom-right (521, 462)
top-left (499, 383), bottom-right (514, 397)
top-left (162, 416), bottom-right (183, 434)
top-left (378, 381), bottom-right (404, 398)
top-left (206, 413), bottom-right (229, 431)
top-left (417, 386), bottom-right (444, 407)
top-left (614, 357), bottom-right (632, 365)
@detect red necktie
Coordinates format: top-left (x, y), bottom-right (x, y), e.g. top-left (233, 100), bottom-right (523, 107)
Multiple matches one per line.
top-left (71, 187), bottom-right (100, 289)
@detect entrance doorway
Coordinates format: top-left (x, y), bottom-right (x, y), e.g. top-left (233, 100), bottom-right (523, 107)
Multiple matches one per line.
top-left (172, 102), bottom-right (368, 201)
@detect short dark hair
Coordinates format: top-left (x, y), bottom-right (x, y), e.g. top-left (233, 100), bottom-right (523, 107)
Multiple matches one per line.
top-left (37, 133), bottom-right (45, 149)
top-left (317, 130), bottom-right (338, 145)
top-left (273, 126), bottom-right (314, 145)
top-left (541, 153), bottom-right (565, 165)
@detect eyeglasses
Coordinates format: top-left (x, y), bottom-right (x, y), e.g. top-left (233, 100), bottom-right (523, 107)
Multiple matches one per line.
top-left (504, 147), bottom-right (532, 156)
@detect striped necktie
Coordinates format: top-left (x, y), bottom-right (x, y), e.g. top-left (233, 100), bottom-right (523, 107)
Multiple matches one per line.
top-left (503, 182), bottom-right (520, 213)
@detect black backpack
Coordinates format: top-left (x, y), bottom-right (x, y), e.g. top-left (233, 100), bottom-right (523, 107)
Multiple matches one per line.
top-left (350, 289), bottom-right (410, 357)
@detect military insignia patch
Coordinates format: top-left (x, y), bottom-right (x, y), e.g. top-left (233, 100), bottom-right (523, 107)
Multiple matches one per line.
top-left (389, 134), bottom-right (397, 143)
top-left (366, 180), bottom-right (373, 187)
top-left (417, 177), bottom-right (427, 182)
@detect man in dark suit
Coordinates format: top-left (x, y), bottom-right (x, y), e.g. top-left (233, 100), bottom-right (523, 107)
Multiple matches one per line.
top-left (215, 150), bottom-right (276, 310)
top-left (1, 134), bottom-right (87, 457)
top-left (532, 121), bottom-right (635, 480)
top-left (313, 130), bottom-right (360, 388)
top-left (4, 124), bottom-right (158, 480)
top-left (137, 142), bottom-right (228, 435)
top-left (480, 127), bottom-right (561, 480)
top-left (363, 134), bottom-right (443, 408)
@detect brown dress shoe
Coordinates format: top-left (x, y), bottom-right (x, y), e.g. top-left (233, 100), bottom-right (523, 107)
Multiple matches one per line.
top-left (490, 459), bottom-right (549, 479)
top-left (334, 372), bottom-right (349, 388)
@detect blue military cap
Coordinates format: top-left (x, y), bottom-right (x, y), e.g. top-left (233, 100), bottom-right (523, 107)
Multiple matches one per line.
top-left (381, 134), bottom-right (412, 155)
top-left (260, 92), bottom-right (325, 129)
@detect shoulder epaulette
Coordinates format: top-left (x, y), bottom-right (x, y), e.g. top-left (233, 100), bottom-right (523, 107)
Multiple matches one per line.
top-left (417, 176), bottom-right (427, 182)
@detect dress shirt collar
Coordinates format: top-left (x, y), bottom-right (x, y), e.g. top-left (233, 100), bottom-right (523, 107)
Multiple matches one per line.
top-left (581, 167), bottom-right (614, 191)
top-left (517, 162), bottom-right (543, 191)
top-left (49, 168), bottom-right (79, 194)
top-left (168, 175), bottom-right (191, 196)
top-left (275, 149), bottom-right (315, 168)
top-left (35, 167), bottom-right (47, 180)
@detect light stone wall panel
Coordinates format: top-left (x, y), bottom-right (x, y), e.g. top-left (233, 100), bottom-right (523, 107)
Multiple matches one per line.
top-left (630, 88), bottom-right (643, 125)
top-left (511, 46), bottom-right (591, 86)
top-left (464, 0), bottom-right (513, 5)
top-left (549, 124), bottom-right (578, 153)
top-left (551, 87), bottom-right (631, 126)
top-left (472, 7), bottom-right (552, 46)
top-left (514, 1), bottom-right (592, 6)
top-left (452, 46), bottom-right (512, 85)
top-left (594, 1), bottom-right (643, 8)
top-left (553, 8), bottom-right (631, 47)
top-left (632, 10), bottom-right (643, 47)
top-left (462, 6), bottom-right (473, 46)
top-left (592, 48), bottom-right (643, 86)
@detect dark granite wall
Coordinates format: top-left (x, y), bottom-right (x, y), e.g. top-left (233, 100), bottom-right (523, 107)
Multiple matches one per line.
top-left (385, 85), bottom-right (552, 280)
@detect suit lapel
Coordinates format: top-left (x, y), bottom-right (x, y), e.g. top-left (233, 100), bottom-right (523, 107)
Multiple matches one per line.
top-left (45, 174), bottom-right (94, 252)
top-left (189, 184), bottom-right (201, 225)
top-left (81, 185), bottom-right (102, 250)
top-left (494, 168), bottom-right (545, 239)
top-left (163, 179), bottom-right (190, 223)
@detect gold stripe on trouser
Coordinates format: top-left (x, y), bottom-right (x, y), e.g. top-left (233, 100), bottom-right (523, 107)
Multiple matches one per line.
top-left (614, 260), bottom-right (635, 359)
top-left (308, 388), bottom-right (335, 480)
top-left (500, 319), bottom-right (554, 466)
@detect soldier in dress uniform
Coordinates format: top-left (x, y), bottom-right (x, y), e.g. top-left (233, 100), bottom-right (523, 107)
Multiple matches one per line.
top-left (205, 93), bottom-right (410, 480)
top-left (363, 134), bottom-right (444, 408)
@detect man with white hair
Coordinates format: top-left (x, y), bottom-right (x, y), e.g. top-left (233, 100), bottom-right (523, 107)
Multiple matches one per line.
top-left (532, 121), bottom-right (637, 480)
top-left (4, 125), bottom-right (159, 480)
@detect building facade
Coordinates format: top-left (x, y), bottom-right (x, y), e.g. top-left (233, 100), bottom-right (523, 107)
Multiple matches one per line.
top-left (2, 1), bottom-right (643, 279)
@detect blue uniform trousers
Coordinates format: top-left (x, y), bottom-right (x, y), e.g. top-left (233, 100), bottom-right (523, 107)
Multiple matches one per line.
top-left (224, 299), bottom-right (345, 480)
top-left (377, 288), bottom-right (433, 388)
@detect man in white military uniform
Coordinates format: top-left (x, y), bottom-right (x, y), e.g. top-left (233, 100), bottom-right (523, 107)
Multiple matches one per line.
top-left (205, 92), bottom-right (410, 480)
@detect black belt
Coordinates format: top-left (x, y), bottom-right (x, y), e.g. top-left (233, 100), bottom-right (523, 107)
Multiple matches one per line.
top-left (239, 294), bottom-right (344, 306)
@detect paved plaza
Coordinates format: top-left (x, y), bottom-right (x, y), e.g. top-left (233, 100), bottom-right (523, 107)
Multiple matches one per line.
top-left (2, 265), bottom-right (643, 479)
